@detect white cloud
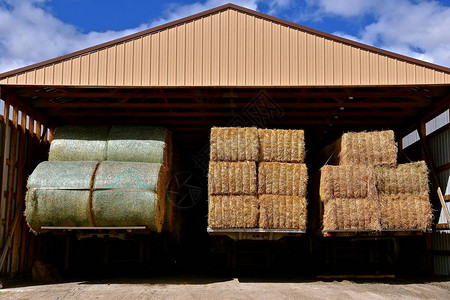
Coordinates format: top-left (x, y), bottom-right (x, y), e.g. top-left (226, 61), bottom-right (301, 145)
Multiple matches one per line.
top-left (267, 0), bottom-right (293, 15)
top-left (1, 0), bottom-right (450, 74)
top-left (0, 0), bottom-right (262, 73)
top-left (313, 0), bottom-right (379, 18)
top-left (0, 0), bottom-right (145, 73)
top-left (309, 0), bottom-right (450, 67)
top-left (149, 0), bottom-right (259, 27)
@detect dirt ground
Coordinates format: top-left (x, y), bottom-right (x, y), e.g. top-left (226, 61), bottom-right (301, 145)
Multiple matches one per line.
top-left (1, 275), bottom-right (450, 300)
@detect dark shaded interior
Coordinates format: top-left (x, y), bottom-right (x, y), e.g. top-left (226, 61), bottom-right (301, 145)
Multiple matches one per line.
top-left (3, 85), bottom-right (449, 278)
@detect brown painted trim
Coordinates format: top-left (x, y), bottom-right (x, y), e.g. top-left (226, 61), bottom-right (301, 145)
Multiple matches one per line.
top-left (1, 3), bottom-right (450, 80)
top-left (436, 163), bottom-right (450, 173)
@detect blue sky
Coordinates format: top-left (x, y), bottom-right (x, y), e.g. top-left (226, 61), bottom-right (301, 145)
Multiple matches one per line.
top-left (1, 0), bottom-right (450, 73)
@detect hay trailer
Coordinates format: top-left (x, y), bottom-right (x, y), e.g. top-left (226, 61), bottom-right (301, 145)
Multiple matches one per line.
top-left (0, 4), bottom-right (449, 277)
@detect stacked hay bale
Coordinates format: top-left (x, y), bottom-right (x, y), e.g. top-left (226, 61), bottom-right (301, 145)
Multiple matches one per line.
top-left (320, 165), bottom-right (381, 231)
top-left (320, 131), bottom-right (396, 231)
top-left (26, 125), bottom-right (171, 233)
top-left (258, 129), bottom-right (308, 230)
top-left (208, 127), bottom-right (259, 228)
top-left (320, 130), bottom-right (432, 232)
top-left (375, 161), bottom-right (432, 230)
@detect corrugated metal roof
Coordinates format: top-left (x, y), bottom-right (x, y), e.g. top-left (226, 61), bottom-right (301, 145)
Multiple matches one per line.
top-left (1, 4), bottom-right (450, 87)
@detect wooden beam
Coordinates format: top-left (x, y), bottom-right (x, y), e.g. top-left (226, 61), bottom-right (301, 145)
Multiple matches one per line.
top-left (47, 110), bottom-right (411, 118)
top-left (35, 101), bottom-right (426, 109)
top-left (16, 87), bottom-right (438, 99)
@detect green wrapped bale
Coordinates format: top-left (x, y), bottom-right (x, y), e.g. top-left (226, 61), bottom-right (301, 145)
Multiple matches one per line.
top-left (92, 161), bottom-right (169, 232)
top-left (107, 126), bottom-right (172, 170)
top-left (49, 126), bottom-right (109, 161)
top-left (92, 190), bottom-right (161, 230)
top-left (26, 190), bottom-right (92, 231)
top-left (25, 161), bottom-right (98, 232)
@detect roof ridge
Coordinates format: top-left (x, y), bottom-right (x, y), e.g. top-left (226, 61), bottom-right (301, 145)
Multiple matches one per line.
top-left (1, 2), bottom-right (449, 79)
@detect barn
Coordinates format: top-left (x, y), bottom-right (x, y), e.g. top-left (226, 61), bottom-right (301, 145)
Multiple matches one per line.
top-left (0, 3), bottom-right (449, 277)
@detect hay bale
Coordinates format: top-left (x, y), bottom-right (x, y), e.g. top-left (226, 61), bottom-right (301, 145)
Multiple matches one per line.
top-left (258, 162), bottom-right (308, 196)
top-left (322, 198), bottom-right (381, 231)
top-left (210, 127), bottom-right (259, 161)
top-left (339, 130), bottom-right (397, 165)
top-left (107, 126), bottom-right (172, 169)
top-left (320, 165), bottom-right (377, 202)
top-left (164, 178), bottom-right (177, 234)
top-left (258, 129), bottom-right (305, 163)
top-left (208, 161), bottom-right (257, 195)
top-left (375, 161), bottom-right (429, 196)
top-left (26, 189), bottom-right (92, 231)
top-left (258, 195), bottom-right (307, 230)
top-left (208, 195), bottom-right (258, 228)
top-left (25, 161), bottom-right (99, 232)
top-left (48, 126), bottom-right (109, 161)
top-left (379, 194), bottom-right (432, 230)
top-left (92, 162), bottom-right (168, 232)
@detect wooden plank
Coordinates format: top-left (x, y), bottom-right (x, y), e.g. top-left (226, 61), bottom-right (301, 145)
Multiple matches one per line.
top-left (0, 101), bottom-right (10, 252)
top-left (11, 112), bottom-right (27, 274)
top-left (0, 207), bottom-right (22, 274)
top-left (25, 115), bottom-right (35, 273)
top-left (4, 106), bottom-right (18, 270)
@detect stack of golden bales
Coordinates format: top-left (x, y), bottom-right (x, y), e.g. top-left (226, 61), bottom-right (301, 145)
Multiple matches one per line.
top-left (208, 127), bottom-right (259, 228)
top-left (208, 127), bottom-right (307, 230)
top-left (375, 161), bottom-right (432, 230)
top-left (258, 129), bottom-right (307, 230)
top-left (320, 130), bottom-right (432, 232)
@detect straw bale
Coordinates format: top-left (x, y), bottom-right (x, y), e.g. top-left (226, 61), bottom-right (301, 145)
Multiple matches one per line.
top-left (108, 126), bottom-right (172, 170)
top-left (258, 129), bottom-right (305, 163)
top-left (208, 161), bottom-right (257, 195)
top-left (27, 161), bottom-right (98, 189)
top-left (25, 189), bottom-right (92, 232)
top-left (322, 198), bottom-right (381, 231)
top-left (164, 178), bottom-right (177, 234)
top-left (258, 162), bottom-right (308, 196)
top-left (375, 161), bottom-right (429, 196)
top-left (210, 127), bottom-right (259, 161)
top-left (379, 194), bottom-right (432, 230)
top-left (25, 161), bottom-right (98, 232)
top-left (92, 162), bottom-right (169, 232)
top-left (259, 195), bottom-right (307, 230)
top-left (92, 190), bottom-right (163, 231)
top-left (49, 126), bottom-right (110, 161)
top-left (208, 195), bottom-right (258, 228)
top-left (320, 165), bottom-right (377, 202)
top-left (339, 130), bottom-right (397, 165)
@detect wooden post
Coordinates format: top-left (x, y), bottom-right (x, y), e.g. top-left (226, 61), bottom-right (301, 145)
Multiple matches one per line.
top-left (11, 109), bottom-right (27, 275)
top-left (0, 101), bottom-right (10, 249)
top-left (25, 115), bottom-right (35, 273)
top-left (2, 104), bottom-right (18, 274)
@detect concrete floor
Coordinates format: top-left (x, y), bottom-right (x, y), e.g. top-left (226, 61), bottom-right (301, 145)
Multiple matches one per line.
top-left (1, 275), bottom-right (450, 300)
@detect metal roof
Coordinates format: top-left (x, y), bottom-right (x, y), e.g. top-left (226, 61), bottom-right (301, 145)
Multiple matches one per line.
top-left (1, 3), bottom-right (450, 87)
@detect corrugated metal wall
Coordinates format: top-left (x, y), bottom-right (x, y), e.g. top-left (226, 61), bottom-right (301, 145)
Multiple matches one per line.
top-left (1, 8), bottom-right (450, 87)
top-left (433, 232), bottom-right (450, 276)
top-left (427, 109), bottom-right (450, 276)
